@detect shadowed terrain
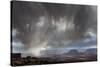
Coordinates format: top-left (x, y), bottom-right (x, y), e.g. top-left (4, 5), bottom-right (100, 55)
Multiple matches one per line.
top-left (11, 48), bottom-right (97, 66)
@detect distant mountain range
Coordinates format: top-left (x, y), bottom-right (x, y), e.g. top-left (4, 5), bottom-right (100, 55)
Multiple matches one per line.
top-left (40, 48), bottom-right (97, 58)
top-left (85, 48), bottom-right (97, 55)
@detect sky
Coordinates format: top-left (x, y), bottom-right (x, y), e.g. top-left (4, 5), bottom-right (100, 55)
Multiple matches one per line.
top-left (11, 1), bottom-right (97, 57)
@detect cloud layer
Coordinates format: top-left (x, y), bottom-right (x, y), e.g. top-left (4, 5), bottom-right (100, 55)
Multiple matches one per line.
top-left (11, 1), bottom-right (97, 57)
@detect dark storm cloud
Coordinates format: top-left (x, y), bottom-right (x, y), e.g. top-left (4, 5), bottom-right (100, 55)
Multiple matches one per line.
top-left (11, 1), bottom-right (97, 57)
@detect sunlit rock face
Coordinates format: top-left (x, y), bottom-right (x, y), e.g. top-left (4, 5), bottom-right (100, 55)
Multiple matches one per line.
top-left (11, 1), bottom-right (97, 57)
